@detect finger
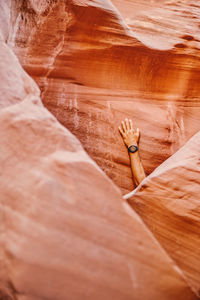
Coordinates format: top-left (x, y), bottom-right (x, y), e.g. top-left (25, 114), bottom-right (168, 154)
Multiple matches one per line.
top-left (125, 118), bottom-right (130, 130)
top-left (118, 126), bottom-right (125, 137)
top-left (129, 119), bottom-right (133, 130)
top-left (136, 128), bottom-right (140, 137)
top-left (121, 121), bottom-right (126, 132)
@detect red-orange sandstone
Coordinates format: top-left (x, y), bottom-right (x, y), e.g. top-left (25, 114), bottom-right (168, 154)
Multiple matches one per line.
top-left (0, 0), bottom-right (200, 299)
top-left (13, 0), bottom-right (200, 193)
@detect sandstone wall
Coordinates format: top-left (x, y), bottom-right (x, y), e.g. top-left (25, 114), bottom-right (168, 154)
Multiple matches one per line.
top-left (0, 0), bottom-right (200, 299)
top-left (12, 0), bottom-right (200, 194)
top-left (128, 130), bottom-right (200, 296)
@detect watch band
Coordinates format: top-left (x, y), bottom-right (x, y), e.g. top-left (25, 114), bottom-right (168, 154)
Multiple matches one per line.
top-left (128, 145), bottom-right (138, 153)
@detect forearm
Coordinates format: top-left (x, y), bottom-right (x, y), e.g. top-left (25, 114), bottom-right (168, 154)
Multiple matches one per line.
top-left (129, 150), bottom-right (146, 186)
top-left (118, 118), bottom-right (146, 186)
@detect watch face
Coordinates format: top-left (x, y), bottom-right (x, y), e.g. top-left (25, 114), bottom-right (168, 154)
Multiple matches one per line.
top-left (128, 145), bottom-right (138, 153)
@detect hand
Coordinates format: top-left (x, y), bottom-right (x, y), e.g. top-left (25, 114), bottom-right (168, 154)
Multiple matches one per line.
top-left (118, 118), bottom-right (140, 148)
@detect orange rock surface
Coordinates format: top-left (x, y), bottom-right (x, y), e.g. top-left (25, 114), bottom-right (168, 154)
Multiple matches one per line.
top-left (128, 131), bottom-right (200, 296)
top-left (0, 0), bottom-right (200, 299)
top-left (13, 0), bottom-right (200, 194)
top-left (1, 95), bottom-right (196, 300)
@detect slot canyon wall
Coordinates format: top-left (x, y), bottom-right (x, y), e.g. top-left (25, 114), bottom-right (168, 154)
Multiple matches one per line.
top-left (12, 0), bottom-right (200, 193)
top-left (0, 0), bottom-right (200, 299)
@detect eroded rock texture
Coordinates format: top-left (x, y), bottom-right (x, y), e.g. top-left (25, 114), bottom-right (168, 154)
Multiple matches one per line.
top-left (1, 96), bottom-right (197, 300)
top-left (12, 0), bottom-right (200, 194)
top-left (0, 0), bottom-right (200, 299)
top-left (128, 131), bottom-right (200, 296)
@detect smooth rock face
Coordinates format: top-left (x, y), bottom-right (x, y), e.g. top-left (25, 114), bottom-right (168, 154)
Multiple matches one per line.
top-left (0, 96), bottom-right (196, 300)
top-left (0, 0), bottom-right (200, 299)
top-left (12, 0), bottom-right (200, 194)
top-left (1, 1), bottom-right (198, 300)
top-left (128, 131), bottom-right (200, 295)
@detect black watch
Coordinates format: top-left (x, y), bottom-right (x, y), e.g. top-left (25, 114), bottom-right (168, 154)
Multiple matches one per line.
top-left (128, 145), bottom-right (138, 153)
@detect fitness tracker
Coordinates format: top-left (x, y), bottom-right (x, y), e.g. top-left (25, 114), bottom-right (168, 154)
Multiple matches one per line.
top-left (128, 145), bottom-right (138, 153)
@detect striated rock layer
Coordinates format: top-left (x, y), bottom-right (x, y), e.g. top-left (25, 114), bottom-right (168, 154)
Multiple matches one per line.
top-left (128, 131), bottom-right (200, 296)
top-left (1, 1), bottom-right (199, 300)
top-left (0, 95), bottom-right (196, 300)
top-left (12, 0), bottom-right (200, 194)
top-left (0, 0), bottom-right (199, 299)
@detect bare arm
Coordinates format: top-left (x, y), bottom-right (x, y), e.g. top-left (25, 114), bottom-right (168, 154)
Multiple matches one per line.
top-left (119, 118), bottom-right (146, 186)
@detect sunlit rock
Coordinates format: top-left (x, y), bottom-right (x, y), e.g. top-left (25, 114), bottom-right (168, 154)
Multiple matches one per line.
top-left (0, 0), bottom-right (199, 299)
top-left (12, 0), bottom-right (200, 194)
top-left (128, 130), bottom-right (200, 296)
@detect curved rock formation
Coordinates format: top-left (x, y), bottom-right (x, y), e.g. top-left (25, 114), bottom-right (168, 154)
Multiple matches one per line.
top-left (128, 130), bottom-right (200, 296)
top-left (0, 0), bottom-right (200, 299)
top-left (12, 0), bottom-right (200, 194)
top-left (0, 95), bottom-right (196, 300)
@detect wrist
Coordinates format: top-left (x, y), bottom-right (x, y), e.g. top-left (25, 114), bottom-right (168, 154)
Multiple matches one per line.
top-left (127, 141), bottom-right (138, 148)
